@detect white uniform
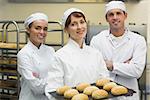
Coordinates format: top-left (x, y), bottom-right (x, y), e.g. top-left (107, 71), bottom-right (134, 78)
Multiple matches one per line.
top-left (17, 40), bottom-right (55, 100)
top-left (45, 38), bottom-right (109, 99)
top-left (90, 29), bottom-right (147, 100)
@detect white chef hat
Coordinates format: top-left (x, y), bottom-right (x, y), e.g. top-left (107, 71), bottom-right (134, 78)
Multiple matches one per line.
top-left (105, 1), bottom-right (126, 15)
top-left (24, 12), bottom-right (48, 28)
top-left (61, 8), bottom-right (84, 28)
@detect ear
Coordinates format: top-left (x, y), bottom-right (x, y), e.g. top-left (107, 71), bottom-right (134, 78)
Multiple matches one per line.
top-left (106, 17), bottom-right (109, 22)
top-left (125, 13), bottom-right (127, 19)
top-left (64, 28), bottom-right (68, 33)
top-left (25, 27), bottom-right (30, 36)
top-left (64, 28), bottom-right (70, 37)
top-left (26, 27), bottom-right (30, 33)
top-left (105, 15), bottom-right (109, 22)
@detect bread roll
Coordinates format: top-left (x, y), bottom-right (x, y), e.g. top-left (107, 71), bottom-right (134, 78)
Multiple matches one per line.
top-left (111, 86), bottom-right (128, 95)
top-left (83, 86), bottom-right (99, 96)
top-left (92, 89), bottom-right (108, 99)
top-left (0, 43), bottom-right (24, 49)
top-left (103, 82), bottom-right (117, 91)
top-left (76, 83), bottom-right (91, 92)
top-left (56, 85), bottom-right (71, 95)
top-left (71, 93), bottom-right (88, 100)
top-left (96, 78), bottom-right (110, 87)
top-left (64, 89), bottom-right (79, 99)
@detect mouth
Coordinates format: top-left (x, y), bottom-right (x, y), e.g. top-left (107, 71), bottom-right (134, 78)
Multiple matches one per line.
top-left (38, 34), bottom-right (45, 39)
top-left (77, 30), bottom-right (85, 34)
top-left (112, 20), bottom-right (120, 25)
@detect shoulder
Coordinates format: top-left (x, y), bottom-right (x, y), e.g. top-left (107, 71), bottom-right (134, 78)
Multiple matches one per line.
top-left (127, 31), bottom-right (146, 41)
top-left (94, 30), bottom-right (108, 37)
top-left (91, 30), bottom-right (109, 41)
top-left (17, 44), bottom-right (30, 57)
top-left (56, 45), bottom-right (69, 56)
top-left (43, 45), bottom-right (55, 53)
top-left (126, 31), bottom-right (147, 49)
top-left (90, 30), bottom-right (109, 46)
top-left (86, 45), bottom-right (103, 56)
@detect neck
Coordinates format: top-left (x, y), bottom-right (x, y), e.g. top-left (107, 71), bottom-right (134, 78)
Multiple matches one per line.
top-left (75, 39), bottom-right (84, 48)
top-left (110, 28), bottom-right (125, 37)
top-left (29, 39), bottom-right (41, 49)
top-left (37, 43), bottom-right (41, 49)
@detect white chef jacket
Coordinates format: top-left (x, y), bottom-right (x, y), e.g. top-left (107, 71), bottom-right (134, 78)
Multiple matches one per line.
top-left (90, 29), bottom-right (147, 100)
top-left (45, 38), bottom-right (109, 99)
top-left (17, 40), bottom-right (55, 100)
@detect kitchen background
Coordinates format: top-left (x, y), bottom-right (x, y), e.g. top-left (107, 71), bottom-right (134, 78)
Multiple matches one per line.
top-left (0, 0), bottom-right (149, 100)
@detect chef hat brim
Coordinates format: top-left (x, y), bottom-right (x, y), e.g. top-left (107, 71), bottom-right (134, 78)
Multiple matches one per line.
top-left (61, 8), bottom-right (84, 28)
top-left (105, 1), bottom-right (126, 15)
top-left (24, 12), bottom-right (48, 28)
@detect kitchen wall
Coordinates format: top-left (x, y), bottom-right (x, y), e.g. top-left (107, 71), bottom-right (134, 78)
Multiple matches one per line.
top-left (0, 0), bottom-right (148, 26)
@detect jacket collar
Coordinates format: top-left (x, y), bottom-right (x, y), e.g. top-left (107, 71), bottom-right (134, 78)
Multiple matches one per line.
top-left (28, 40), bottom-right (44, 51)
top-left (106, 28), bottom-right (131, 48)
top-left (106, 28), bottom-right (131, 38)
top-left (68, 38), bottom-right (86, 50)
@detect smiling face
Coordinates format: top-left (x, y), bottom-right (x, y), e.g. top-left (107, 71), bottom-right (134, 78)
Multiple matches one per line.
top-left (106, 9), bottom-right (127, 31)
top-left (27, 19), bottom-right (48, 47)
top-left (65, 12), bottom-right (87, 44)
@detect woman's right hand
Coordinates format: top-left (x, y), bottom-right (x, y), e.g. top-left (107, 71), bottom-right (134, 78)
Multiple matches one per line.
top-left (32, 72), bottom-right (39, 78)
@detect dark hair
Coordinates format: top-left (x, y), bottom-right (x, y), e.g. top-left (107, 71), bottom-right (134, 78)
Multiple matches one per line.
top-left (28, 22), bottom-right (33, 28)
top-left (26, 22), bottom-right (33, 37)
top-left (65, 12), bottom-right (86, 28)
top-left (107, 0), bottom-right (125, 2)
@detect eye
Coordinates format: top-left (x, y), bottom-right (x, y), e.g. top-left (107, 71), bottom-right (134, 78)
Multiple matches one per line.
top-left (108, 13), bottom-right (114, 17)
top-left (35, 27), bottom-right (41, 30)
top-left (70, 22), bottom-right (77, 27)
top-left (70, 23), bottom-right (75, 26)
top-left (44, 27), bottom-right (48, 31)
top-left (116, 12), bottom-right (122, 15)
top-left (80, 20), bottom-right (85, 24)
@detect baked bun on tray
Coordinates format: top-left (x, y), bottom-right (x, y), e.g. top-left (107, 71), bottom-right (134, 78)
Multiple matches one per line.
top-left (71, 93), bottom-right (88, 100)
top-left (111, 85), bottom-right (128, 95)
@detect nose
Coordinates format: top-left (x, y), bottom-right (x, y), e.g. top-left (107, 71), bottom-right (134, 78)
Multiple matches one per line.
top-left (77, 23), bottom-right (82, 29)
top-left (40, 29), bottom-right (44, 33)
top-left (40, 29), bottom-right (47, 35)
top-left (39, 29), bottom-right (47, 36)
top-left (113, 14), bottom-right (117, 19)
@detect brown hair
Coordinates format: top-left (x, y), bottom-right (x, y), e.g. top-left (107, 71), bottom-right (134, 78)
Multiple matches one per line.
top-left (65, 12), bottom-right (86, 28)
top-left (25, 22), bottom-right (33, 37)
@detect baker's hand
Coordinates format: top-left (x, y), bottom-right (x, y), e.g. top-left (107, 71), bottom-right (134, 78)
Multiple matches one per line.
top-left (105, 60), bottom-right (113, 71)
top-left (32, 72), bottom-right (39, 78)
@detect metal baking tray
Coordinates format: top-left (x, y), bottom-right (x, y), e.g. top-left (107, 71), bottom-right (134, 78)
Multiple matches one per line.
top-left (49, 83), bottom-right (136, 100)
